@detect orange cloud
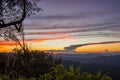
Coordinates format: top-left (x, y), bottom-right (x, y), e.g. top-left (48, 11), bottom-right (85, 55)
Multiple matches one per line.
top-left (0, 41), bottom-right (15, 46)
top-left (31, 36), bottom-right (74, 42)
top-left (0, 36), bottom-right (73, 44)
top-left (0, 36), bottom-right (74, 52)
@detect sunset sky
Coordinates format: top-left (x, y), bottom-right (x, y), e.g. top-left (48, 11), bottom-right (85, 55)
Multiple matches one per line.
top-left (0, 0), bottom-right (120, 53)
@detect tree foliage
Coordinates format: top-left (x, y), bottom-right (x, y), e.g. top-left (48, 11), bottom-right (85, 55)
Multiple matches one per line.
top-left (42, 64), bottom-right (112, 80)
top-left (0, 51), bottom-right (113, 80)
top-left (0, 0), bottom-right (41, 32)
top-left (0, 64), bottom-right (112, 80)
top-left (0, 49), bottom-right (55, 79)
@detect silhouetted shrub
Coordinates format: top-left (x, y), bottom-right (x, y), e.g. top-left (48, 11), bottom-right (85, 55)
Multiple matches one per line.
top-left (0, 49), bottom-right (55, 79)
top-left (0, 50), bottom-right (112, 80)
top-left (41, 64), bottom-right (112, 80)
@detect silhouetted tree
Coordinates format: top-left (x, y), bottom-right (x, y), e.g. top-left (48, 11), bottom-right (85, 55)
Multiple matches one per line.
top-left (0, 0), bottom-right (42, 51)
top-left (0, 0), bottom-right (41, 32)
top-left (0, 1), bottom-right (42, 78)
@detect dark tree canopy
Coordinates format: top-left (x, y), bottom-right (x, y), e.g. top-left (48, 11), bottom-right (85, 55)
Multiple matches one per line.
top-left (0, 0), bottom-right (41, 32)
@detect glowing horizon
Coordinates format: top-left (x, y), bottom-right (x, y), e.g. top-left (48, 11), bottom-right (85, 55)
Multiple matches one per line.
top-left (0, 39), bottom-right (120, 53)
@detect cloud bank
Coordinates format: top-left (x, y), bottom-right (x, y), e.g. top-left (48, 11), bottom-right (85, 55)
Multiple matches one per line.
top-left (64, 41), bottom-right (120, 51)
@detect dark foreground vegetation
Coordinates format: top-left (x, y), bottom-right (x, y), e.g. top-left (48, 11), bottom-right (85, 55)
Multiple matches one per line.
top-left (57, 54), bottom-right (120, 80)
top-left (0, 0), bottom-right (113, 80)
top-left (0, 49), bottom-right (112, 80)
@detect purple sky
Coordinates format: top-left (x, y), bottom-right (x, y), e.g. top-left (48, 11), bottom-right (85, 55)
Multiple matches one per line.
top-left (22, 0), bottom-right (120, 51)
top-left (0, 0), bottom-right (120, 52)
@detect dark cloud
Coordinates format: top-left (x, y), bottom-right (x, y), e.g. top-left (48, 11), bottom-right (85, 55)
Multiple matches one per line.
top-left (24, 22), bottom-right (120, 40)
top-left (25, 19), bottom-right (120, 30)
top-left (30, 15), bottom-right (81, 19)
top-left (64, 41), bottom-right (120, 51)
top-left (24, 20), bottom-right (120, 39)
top-left (75, 32), bottom-right (120, 38)
top-left (23, 0), bottom-right (120, 42)
top-left (29, 9), bottom-right (120, 20)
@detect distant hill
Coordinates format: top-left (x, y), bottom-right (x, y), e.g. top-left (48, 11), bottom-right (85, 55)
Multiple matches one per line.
top-left (53, 53), bottom-right (120, 80)
top-left (62, 59), bottom-right (120, 80)
top-left (54, 53), bottom-right (120, 67)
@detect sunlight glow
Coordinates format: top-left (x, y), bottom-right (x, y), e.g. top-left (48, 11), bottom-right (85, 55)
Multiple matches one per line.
top-left (75, 43), bottom-right (120, 52)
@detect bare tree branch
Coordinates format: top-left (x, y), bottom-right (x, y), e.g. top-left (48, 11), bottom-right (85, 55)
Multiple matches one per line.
top-left (0, 0), bottom-right (41, 32)
top-left (0, 0), bottom-right (26, 32)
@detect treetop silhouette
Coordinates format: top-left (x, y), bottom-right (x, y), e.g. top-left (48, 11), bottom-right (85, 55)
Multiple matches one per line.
top-left (0, 0), bottom-right (42, 32)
